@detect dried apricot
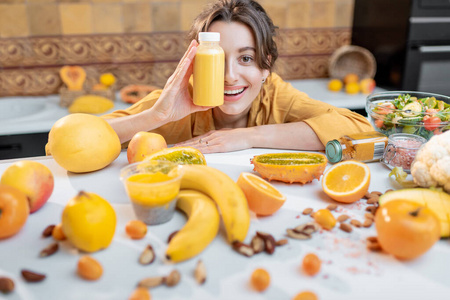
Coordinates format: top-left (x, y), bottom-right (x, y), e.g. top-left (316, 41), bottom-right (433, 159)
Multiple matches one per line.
top-left (128, 287), bottom-right (151, 300)
top-left (52, 223), bottom-right (66, 241)
top-left (125, 220), bottom-right (148, 239)
top-left (292, 291), bottom-right (318, 300)
top-left (77, 255), bottom-right (103, 281)
top-left (313, 209), bottom-right (336, 230)
top-left (250, 268), bottom-right (270, 292)
top-left (302, 253), bottom-right (321, 276)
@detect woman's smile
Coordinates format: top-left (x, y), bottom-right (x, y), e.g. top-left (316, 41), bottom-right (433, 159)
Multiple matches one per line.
top-left (224, 86), bottom-right (247, 102)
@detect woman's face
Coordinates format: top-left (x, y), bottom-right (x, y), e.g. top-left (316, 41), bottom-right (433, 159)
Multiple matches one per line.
top-left (208, 21), bottom-right (269, 116)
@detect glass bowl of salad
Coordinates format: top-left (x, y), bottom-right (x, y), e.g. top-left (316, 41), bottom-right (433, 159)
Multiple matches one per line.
top-left (366, 91), bottom-right (450, 140)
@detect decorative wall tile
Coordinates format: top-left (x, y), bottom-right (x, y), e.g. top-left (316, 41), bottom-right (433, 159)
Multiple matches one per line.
top-left (92, 4), bottom-right (123, 34)
top-left (0, 28), bottom-right (350, 96)
top-left (310, 0), bottom-right (335, 28)
top-left (152, 2), bottom-right (181, 32)
top-left (123, 2), bottom-right (152, 33)
top-left (0, 4), bottom-right (29, 37)
top-left (286, 0), bottom-right (311, 28)
top-left (27, 3), bottom-right (61, 36)
top-left (59, 4), bottom-right (93, 35)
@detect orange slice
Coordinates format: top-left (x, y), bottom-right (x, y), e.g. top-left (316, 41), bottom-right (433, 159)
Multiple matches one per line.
top-left (143, 146), bottom-right (207, 165)
top-left (250, 152), bottom-right (327, 184)
top-left (321, 160), bottom-right (370, 203)
top-left (237, 172), bottom-right (286, 216)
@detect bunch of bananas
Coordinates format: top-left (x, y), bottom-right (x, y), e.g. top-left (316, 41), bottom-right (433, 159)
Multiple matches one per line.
top-left (166, 165), bottom-right (250, 263)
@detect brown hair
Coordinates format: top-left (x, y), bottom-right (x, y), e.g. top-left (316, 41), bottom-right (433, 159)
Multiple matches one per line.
top-left (187, 0), bottom-right (278, 72)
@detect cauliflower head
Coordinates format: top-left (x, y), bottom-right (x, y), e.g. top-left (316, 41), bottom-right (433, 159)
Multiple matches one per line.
top-left (410, 130), bottom-right (450, 193)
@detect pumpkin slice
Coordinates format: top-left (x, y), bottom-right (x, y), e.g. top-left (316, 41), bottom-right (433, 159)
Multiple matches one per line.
top-left (60, 66), bottom-right (86, 91)
top-left (250, 152), bottom-right (327, 184)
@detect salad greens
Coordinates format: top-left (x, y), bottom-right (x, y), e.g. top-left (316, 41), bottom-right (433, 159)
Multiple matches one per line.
top-left (370, 94), bottom-right (450, 140)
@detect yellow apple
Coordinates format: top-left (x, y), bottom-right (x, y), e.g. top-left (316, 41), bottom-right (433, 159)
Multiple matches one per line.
top-left (127, 132), bottom-right (167, 164)
top-left (1, 160), bottom-right (54, 213)
top-left (359, 78), bottom-right (376, 94)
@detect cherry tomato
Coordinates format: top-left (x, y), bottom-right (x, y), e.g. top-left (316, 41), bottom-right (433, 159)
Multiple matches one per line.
top-left (375, 200), bottom-right (440, 260)
top-left (374, 119), bottom-right (384, 128)
top-left (423, 116), bottom-right (441, 131)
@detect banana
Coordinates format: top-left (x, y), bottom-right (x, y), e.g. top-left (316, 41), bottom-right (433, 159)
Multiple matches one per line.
top-left (180, 165), bottom-right (250, 243)
top-left (166, 190), bottom-right (220, 263)
top-left (379, 188), bottom-right (450, 237)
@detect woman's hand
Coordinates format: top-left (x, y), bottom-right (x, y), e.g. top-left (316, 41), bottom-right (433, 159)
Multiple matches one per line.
top-left (175, 128), bottom-right (255, 153)
top-left (150, 40), bottom-right (212, 123)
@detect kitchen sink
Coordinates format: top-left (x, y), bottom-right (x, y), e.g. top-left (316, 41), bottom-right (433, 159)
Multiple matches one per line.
top-left (0, 98), bottom-right (48, 121)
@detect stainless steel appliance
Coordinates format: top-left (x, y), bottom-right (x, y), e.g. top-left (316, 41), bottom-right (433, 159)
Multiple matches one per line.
top-left (351, 0), bottom-right (450, 96)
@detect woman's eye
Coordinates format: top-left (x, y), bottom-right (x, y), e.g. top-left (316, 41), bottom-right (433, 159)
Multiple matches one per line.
top-left (240, 55), bottom-right (253, 64)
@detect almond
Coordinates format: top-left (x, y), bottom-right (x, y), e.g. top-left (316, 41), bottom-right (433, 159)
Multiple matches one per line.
top-left (138, 276), bottom-right (164, 288)
top-left (194, 260), bottom-right (206, 285)
top-left (39, 242), bottom-right (59, 258)
top-left (339, 223), bottom-right (353, 233)
top-left (21, 269), bottom-right (46, 282)
top-left (42, 225), bottom-right (55, 238)
top-left (326, 204), bottom-right (337, 211)
top-left (165, 269), bottom-right (181, 287)
top-left (275, 239), bottom-right (288, 246)
top-left (302, 208), bottom-right (313, 215)
top-left (0, 277), bottom-right (14, 294)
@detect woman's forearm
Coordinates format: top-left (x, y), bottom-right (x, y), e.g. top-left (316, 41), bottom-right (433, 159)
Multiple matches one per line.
top-left (251, 122), bottom-right (325, 151)
top-left (105, 109), bottom-right (167, 144)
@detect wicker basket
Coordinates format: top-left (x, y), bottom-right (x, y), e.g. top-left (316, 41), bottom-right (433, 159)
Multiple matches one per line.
top-left (59, 87), bottom-right (116, 108)
top-left (328, 45), bottom-right (377, 80)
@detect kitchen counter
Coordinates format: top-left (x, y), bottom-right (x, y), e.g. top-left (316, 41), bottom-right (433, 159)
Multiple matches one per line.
top-left (0, 149), bottom-right (449, 300)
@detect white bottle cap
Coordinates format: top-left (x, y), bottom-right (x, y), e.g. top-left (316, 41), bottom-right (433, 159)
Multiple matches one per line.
top-left (198, 32), bottom-right (220, 42)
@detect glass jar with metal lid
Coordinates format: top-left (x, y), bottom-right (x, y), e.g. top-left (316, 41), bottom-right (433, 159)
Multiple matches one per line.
top-left (326, 131), bottom-right (388, 163)
top-left (381, 133), bottom-right (427, 173)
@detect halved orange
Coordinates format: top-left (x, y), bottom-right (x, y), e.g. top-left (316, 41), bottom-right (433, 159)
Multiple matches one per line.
top-left (321, 160), bottom-right (370, 203)
top-left (237, 172), bottom-right (286, 216)
top-left (251, 152), bottom-right (327, 184)
top-left (143, 146), bottom-right (207, 165)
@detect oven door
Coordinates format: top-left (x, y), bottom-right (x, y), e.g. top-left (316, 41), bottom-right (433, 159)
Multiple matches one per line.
top-left (403, 44), bottom-right (450, 96)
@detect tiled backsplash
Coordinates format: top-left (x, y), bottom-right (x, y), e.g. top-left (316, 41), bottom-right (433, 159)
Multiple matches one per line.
top-left (0, 0), bottom-right (354, 96)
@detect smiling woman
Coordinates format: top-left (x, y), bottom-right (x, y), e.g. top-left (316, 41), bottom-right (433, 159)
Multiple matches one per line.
top-left (102, 0), bottom-right (373, 153)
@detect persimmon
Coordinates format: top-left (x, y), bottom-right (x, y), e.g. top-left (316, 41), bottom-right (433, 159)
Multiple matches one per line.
top-left (375, 200), bottom-right (440, 260)
top-left (0, 184), bottom-right (30, 239)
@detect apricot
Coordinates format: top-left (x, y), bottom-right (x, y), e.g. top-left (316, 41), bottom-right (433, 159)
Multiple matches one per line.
top-left (127, 132), bottom-right (167, 164)
top-left (360, 78), bottom-right (376, 94)
top-left (0, 184), bottom-right (30, 239)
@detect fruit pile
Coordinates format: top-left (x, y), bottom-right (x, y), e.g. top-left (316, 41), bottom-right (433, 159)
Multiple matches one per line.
top-left (328, 73), bottom-right (376, 95)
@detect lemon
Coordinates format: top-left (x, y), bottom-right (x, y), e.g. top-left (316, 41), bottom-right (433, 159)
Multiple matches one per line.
top-left (99, 73), bottom-right (116, 87)
top-left (345, 82), bottom-right (360, 94)
top-left (328, 79), bottom-right (343, 92)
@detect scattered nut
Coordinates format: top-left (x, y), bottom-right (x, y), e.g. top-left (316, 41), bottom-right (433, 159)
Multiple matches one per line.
top-left (366, 236), bottom-right (378, 243)
top-left (370, 191), bottom-right (383, 196)
top-left (367, 197), bottom-right (379, 205)
top-left (363, 191), bottom-right (371, 199)
top-left (364, 213), bottom-right (375, 220)
top-left (302, 208), bottom-right (313, 215)
top-left (365, 206), bottom-right (377, 214)
top-left (286, 228), bottom-right (311, 240)
top-left (167, 230), bottom-right (179, 243)
top-left (350, 219), bottom-right (362, 228)
top-left (39, 242), bottom-right (59, 258)
top-left (339, 223), bottom-right (353, 233)
top-left (366, 237), bottom-right (382, 252)
top-left (337, 214), bottom-right (350, 223)
top-left (165, 269), bottom-right (181, 287)
top-left (275, 239), bottom-right (288, 246)
top-left (139, 244), bottom-right (156, 265)
top-left (138, 276), bottom-right (164, 288)
top-left (232, 241), bottom-right (254, 257)
top-left (194, 260), bottom-right (206, 285)
top-left (256, 231), bottom-right (276, 254)
top-left (250, 235), bottom-right (265, 254)
top-left (0, 277), bottom-right (14, 294)
top-left (363, 219), bottom-right (373, 228)
top-left (294, 222), bottom-right (319, 235)
top-left (326, 204), bottom-right (337, 211)
top-left (42, 225), bottom-right (55, 238)
top-left (21, 269), bottom-right (46, 282)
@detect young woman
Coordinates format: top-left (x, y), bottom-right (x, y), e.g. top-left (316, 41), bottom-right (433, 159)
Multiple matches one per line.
top-left (102, 0), bottom-right (373, 153)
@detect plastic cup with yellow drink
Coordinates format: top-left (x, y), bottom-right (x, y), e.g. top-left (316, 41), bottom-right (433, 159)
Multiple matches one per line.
top-left (120, 160), bottom-right (183, 225)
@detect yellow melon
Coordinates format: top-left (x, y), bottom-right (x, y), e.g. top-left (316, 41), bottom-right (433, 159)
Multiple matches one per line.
top-left (47, 113), bottom-right (121, 173)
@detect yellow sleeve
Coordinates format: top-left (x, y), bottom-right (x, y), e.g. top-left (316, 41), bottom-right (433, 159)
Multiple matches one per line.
top-left (250, 73), bottom-right (374, 146)
top-left (101, 90), bottom-right (162, 119)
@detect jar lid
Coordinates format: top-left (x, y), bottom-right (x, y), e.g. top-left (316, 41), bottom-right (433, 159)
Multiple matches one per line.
top-left (325, 140), bottom-right (342, 163)
top-left (198, 32), bottom-right (220, 42)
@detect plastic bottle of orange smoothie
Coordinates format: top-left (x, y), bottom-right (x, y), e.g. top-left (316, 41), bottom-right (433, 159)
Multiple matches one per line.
top-left (193, 32), bottom-right (225, 106)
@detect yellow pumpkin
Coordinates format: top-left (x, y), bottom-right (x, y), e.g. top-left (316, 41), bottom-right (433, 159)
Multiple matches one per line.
top-left (47, 113), bottom-right (121, 173)
top-left (62, 191), bottom-right (116, 252)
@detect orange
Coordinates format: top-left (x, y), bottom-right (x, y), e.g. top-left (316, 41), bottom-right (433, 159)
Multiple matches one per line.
top-left (328, 79), bottom-right (343, 92)
top-left (251, 152), bottom-right (327, 184)
top-left (237, 172), bottom-right (286, 216)
top-left (0, 184), bottom-right (30, 239)
top-left (343, 73), bottom-right (359, 85)
top-left (321, 160), bottom-right (370, 203)
top-left (345, 82), bottom-right (360, 94)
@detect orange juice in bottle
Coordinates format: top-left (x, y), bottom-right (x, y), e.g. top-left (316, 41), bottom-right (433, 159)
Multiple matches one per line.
top-left (193, 32), bottom-right (225, 106)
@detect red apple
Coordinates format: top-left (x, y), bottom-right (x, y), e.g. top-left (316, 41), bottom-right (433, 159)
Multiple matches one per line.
top-left (0, 161), bottom-right (54, 213)
top-left (127, 132), bottom-right (167, 164)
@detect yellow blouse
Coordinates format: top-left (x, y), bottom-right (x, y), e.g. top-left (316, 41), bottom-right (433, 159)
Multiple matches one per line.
top-left (102, 73), bottom-right (373, 146)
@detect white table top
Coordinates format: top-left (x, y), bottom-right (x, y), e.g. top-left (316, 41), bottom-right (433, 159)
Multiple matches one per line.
top-left (0, 149), bottom-right (449, 300)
